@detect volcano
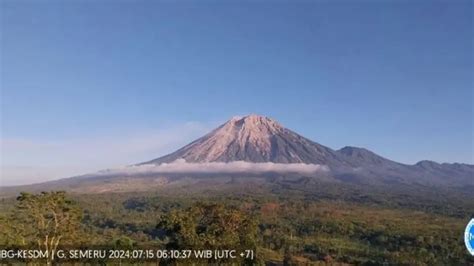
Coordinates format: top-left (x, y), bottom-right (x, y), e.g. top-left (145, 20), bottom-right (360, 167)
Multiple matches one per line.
top-left (134, 114), bottom-right (472, 187)
top-left (1, 114), bottom-right (472, 195)
top-left (141, 114), bottom-right (344, 166)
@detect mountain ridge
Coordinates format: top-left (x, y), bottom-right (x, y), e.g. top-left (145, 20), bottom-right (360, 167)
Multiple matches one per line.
top-left (139, 114), bottom-right (473, 187)
top-left (1, 114), bottom-right (472, 195)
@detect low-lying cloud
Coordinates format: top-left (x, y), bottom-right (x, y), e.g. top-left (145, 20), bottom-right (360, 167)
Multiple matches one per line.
top-left (94, 159), bottom-right (329, 177)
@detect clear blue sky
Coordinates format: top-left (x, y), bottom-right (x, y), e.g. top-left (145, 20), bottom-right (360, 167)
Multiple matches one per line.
top-left (1, 1), bottom-right (473, 184)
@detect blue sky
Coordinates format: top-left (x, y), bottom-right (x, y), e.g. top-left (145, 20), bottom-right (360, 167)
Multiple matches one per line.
top-left (1, 1), bottom-right (472, 185)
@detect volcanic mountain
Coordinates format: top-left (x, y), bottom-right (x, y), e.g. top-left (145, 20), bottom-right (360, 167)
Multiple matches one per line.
top-left (142, 115), bottom-right (344, 166)
top-left (135, 114), bottom-right (472, 186)
top-left (1, 114), bottom-right (472, 196)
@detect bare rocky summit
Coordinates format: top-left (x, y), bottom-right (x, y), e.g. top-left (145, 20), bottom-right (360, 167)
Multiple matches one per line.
top-left (142, 114), bottom-right (343, 165)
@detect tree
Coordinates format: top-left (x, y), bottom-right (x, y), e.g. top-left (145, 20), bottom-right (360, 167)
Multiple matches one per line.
top-left (158, 202), bottom-right (259, 263)
top-left (14, 191), bottom-right (82, 263)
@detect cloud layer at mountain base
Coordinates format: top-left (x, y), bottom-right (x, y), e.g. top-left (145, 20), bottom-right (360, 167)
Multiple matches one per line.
top-left (95, 159), bottom-right (329, 176)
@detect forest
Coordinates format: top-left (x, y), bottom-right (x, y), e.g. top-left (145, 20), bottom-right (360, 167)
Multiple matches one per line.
top-left (0, 181), bottom-right (473, 265)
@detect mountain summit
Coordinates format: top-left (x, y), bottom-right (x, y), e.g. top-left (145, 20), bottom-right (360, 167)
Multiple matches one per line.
top-left (142, 114), bottom-right (341, 165)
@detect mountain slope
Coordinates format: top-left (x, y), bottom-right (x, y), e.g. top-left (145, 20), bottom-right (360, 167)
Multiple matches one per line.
top-left (142, 115), bottom-right (345, 166)
top-left (139, 114), bottom-right (472, 187)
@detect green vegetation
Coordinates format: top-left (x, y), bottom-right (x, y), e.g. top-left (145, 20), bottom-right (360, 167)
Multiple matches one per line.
top-left (158, 202), bottom-right (259, 264)
top-left (0, 184), bottom-right (473, 265)
top-left (1, 191), bottom-right (83, 264)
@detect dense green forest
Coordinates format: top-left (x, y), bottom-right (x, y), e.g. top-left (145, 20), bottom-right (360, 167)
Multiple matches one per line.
top-left (0, 183), bottom-right (473, 265)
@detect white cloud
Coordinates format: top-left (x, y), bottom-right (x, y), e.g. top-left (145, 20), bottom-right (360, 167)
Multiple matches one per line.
top-left (0, 165), bottom-right (85, 187)
top-left (93, 159), bottom-right (329, 177)
top-left (1, 122), bottom-right (211, 186)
